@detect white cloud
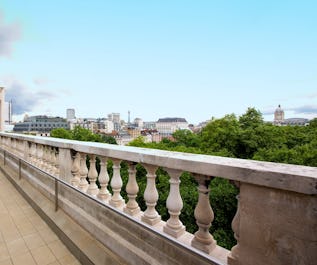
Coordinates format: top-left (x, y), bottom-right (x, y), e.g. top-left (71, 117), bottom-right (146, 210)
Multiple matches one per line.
top-left (0, 12), bottom-right (22, 58)
top-left (5, 79), bottom-right (58, 115)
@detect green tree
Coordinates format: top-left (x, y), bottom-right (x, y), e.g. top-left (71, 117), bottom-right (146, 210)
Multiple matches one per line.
top-left (239, 107), bottom-right (264, 129)
top-left (51, 126), bottom-right (117, 144)
top-left (50, 128), bottom-right (73, 139)
top-left (172, 129), bottom-right (201, 148)
top-left (200, 114), bottom-right (240, 156)
top-left (51, 107), bottom-right (317, 250)
top-left (309, 118), bottom-right (317, 127)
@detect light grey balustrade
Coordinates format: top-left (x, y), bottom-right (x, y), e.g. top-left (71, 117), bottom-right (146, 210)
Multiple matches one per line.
top-left (141, 164), bottom-right (161, 225)
top-left (191, 174), bottom-right (217, 254)
top-left (97, 157), bottom-right (111, 203)
top-left (124, 162), bottom-right (140, 216)
top-left (163, 168), bottom-right (185, 238)
top-left (109, 159), bottom-right (125, 208)
top-left (87, 154), bottom-right (99, 196)
top-left (71, 152), bottom-right (80, 187)
top-left (78, 152), bottom-right (89, 192)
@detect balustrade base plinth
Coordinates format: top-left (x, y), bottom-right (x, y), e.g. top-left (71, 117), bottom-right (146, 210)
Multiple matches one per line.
top-left (109, 199), bottom-right (125, 209)
top-left (97, 193), bottom-right (111, 203)
top-left (87, 187), bottom-right (99, 196)
top-left (124, 206), bottom-right (141, 216)
top-left (163, 224), bottom-right (185, 238)
top-left (191, 237), bottom-right (217, 254)
top-left (141, 215), bottom-right (161, 226)
top-left (227, 254), bottom-right (240, 265)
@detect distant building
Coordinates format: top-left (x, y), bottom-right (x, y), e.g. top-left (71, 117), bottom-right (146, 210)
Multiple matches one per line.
top-left (133, 118), bottom-right (143, 129)
top-left (66, 108), bottom-right (76, 121)
top-left (273, 105), bottom-right (310, 126)
top-left (274, 105), bottom-right (285, 125)
top-left (282, 118), bottom-right (309, 126)
top-left (108, 113), bottom-right (120, 123)
top-left (0, 87), bottom-right (15, 131)
top-left (156, 117), bottom-right (188, 136)
top-left (143, 121), bottom-right (156, 130)
top-left (13, 115), bottom-right (68, 134)
top-left (108, 113), bottom-right (121, 131)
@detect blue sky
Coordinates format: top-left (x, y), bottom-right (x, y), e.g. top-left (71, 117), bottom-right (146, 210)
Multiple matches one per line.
top-left (1, 0), bottom-right (316, 124)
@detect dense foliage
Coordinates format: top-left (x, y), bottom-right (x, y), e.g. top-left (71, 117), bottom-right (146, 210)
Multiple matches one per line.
top-left (51, 126), bottom-right (117, 144)
top-left (128, 108), bottom-right (317, 249)
top-left (50, 111), bottom-right (317, 250)
top-left (129, 108), bottom-right (317, 166)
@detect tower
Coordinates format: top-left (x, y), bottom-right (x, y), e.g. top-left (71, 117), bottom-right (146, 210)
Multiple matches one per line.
top-left (66, 108), bottom-right (76, 120)
top-left (128, 110), bottom-right (131, 124)
top-left (274, 104), bottom-right (284, 124)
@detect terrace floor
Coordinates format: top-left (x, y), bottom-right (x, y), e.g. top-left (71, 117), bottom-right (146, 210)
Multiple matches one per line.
top-left (0, 171), bottom-right (80, 265)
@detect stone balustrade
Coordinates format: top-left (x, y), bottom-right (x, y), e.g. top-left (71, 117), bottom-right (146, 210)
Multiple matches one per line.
top-left (0, 132), bottom-right (316, 265)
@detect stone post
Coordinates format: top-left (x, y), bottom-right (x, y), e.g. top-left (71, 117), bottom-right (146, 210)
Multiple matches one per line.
top-left (58, 148), bottom-right (73, 182)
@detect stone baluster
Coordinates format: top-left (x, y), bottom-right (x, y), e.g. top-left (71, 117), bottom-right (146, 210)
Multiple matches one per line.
top-left (6, 137), bottom-right (10, 150)
top-left (97, 157), bottom-right (111, 203)
top-left (18, 140), bottom-right (23, 156)
top-left (36, 144), bottom-right (43, 167)
top-left (70, 152), bottom-right (81, 187)
top-left (54, 149), bottom-right (60, 177)
top-left (24, 141), bottom-right (31, 161)
top-left (124, 162), bottom-right (140, 216)
top-left (7, 137), bottom-right (11, 151)
top-left (8, 138), bottom-right (11, 150)
top-left (228, 182), bottom-right (241, 265)
top-left (191, 174), bottom-right (217, 254)
top-left (3, 137), bottom-right (6, 148)
top-left (28, 142), bottom-right (33, 162)
top-left (163, 169), bottom-right (185, 238)
top-left (78, 153), bottom-right (89, 192)
top-left (42, 145), bottom-right (49, 171)
top-left (141, 164), bottom-right (161, 225)
top-left (45, 146), bottom-right (52, 171)
top-left (87, 155), bottom-right (99, 196)
top-left (49, 147), bottom-right (57, 175)
top-left (40, 145), bottom-right (46, 168)
top-left (109, 159), bottom-right (124, 208)
top-left (46, 147), bottom-right (53, 174)
top-left (11, 138), bottom-right (16, 153)
top-left (30, 143), bottom-right (37, 164)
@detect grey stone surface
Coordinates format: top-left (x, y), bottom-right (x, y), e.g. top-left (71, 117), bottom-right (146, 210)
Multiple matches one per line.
top-left (1, 132), bottom-right (316, 194)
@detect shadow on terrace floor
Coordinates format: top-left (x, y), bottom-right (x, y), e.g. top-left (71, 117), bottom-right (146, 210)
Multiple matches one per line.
top-left (0, 172), bottom-right (80, 265)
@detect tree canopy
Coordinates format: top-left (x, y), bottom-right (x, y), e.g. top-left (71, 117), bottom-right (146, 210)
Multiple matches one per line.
top-left (51, 126), bottom-right (117, 144)
top-left (51, 109), bottom-right (317, 250)
top-left (128, 107), bottom-right (317, 249)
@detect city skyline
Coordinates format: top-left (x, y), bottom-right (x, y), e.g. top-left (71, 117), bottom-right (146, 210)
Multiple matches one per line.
top-left (1, 1), bottom-right (317, 124)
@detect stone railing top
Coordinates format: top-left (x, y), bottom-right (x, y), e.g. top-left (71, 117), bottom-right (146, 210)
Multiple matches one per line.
top-left (1, 132), bottom-right (316, 195)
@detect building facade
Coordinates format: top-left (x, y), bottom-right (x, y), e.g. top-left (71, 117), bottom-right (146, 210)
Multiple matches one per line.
top-left (156, 117), bottom-right (188, 136)
top-left (274, 105), bottom-right (285, 124)
top-left (13, 115), bottom-right (68, 133)
top-left (66, 108), bottom-right (76, 121)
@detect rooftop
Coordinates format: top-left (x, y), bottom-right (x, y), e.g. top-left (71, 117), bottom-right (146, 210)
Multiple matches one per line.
top-left (0, 171), bottom-right (79, 265)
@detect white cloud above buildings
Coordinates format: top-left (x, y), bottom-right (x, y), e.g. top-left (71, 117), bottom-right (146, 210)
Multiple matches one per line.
top-left (0, 12), bottom-right (21, 58)
top-left (5, 79), bottom-right (58, 115)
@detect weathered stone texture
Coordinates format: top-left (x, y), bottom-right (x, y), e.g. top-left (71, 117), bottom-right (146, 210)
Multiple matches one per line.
top-left (229, 183), bottom-right (317, 265)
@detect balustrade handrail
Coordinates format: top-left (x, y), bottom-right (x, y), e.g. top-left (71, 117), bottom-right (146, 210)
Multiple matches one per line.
top-left (0, 133), bottom-right (227, 264)
top-left (1, 132), bottom-right (317, 265)
top-left (0, 132), bottom-right (316, 195)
